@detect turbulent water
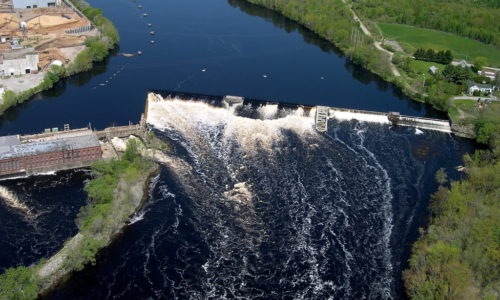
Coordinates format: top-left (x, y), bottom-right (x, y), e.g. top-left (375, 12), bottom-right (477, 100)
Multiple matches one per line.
top-left (0, 171), bottom-right (89, 271)
top-left (48, 99), bottom-right (471, 299)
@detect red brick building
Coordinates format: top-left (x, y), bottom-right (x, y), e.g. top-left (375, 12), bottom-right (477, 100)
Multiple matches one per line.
top-left (0, 130), bottom-right (102, 177)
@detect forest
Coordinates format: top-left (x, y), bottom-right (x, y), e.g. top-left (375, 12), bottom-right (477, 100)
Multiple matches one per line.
top-left (352, 0), bottom-right (500, 48)
top-left (404, 148), bottom-right (500, 299)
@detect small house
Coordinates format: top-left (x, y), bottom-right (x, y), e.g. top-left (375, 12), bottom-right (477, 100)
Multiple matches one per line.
top-left (457, 60), bottom-right (470, 68)
top-left (467, 80), bottom-right (494, 95)
top-left (429, 65), bottom-right (438, 74)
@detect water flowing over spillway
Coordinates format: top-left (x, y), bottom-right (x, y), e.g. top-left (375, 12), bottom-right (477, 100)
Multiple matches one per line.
top-left (49, 97), bottom-right (471, 299)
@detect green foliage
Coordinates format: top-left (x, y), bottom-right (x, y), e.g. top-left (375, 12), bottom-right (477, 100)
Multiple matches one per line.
top-left (404, 153), bottom-right (500, 299)
top-left (473, 56), bottom-right (489, 70)
top-left (75, 238), bottom-right (105, 271)
top-left (435, 168), bottom-right (447, 185)
top-left (414, 48), bottom-right (452, 64)
top-left (82, 6), bottom-right (102, 20)
top-left (353, 0), bottom-right (500, 48)
top-left (0, 266), bottom-right (38, 300)
top-left (442, 65), bottom-right (471, 84)
top-left (377, 23), bottom-right (500, 66)
top-left (476, 122), bottom-right (499, 145)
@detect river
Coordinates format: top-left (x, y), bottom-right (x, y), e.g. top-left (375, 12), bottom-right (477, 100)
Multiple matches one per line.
top-left (0, 0), bottom-right (474, 299)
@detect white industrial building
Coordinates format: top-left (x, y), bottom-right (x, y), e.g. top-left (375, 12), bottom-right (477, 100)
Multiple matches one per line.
top-left (12, 0), bottom-right (61, 9)
top-left (0, 51), bottom-right (39, 76)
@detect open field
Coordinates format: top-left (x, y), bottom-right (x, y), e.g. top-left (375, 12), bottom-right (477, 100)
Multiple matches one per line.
top-left (378, 23), bottom-right (500, 66)
top-left (448, 99), bottom-right (500, 123)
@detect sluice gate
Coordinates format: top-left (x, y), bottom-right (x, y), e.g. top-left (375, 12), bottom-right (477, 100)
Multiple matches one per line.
top-left (313, 106), bottom-right (451, 133)
top-left (315, 106), bottom-right (329, 132)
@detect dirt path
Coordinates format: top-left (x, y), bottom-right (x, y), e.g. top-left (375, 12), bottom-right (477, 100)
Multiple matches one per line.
top-left (342, 0), bottom-right (401, 77)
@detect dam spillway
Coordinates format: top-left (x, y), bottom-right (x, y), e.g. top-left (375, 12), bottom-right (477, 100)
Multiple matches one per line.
top-left (146, 92), bottom-right (453, 135)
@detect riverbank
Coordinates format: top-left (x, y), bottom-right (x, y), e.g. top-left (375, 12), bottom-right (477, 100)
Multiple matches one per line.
top-left (0, 0), bottom-right (119, 116)
top-left (244, 0), bottom-right (500, 141)
top-left (0, 139), bottom-right (158, 299)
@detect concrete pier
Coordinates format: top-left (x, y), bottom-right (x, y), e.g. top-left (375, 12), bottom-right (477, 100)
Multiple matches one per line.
top-left (315, 106), bottom-right (329, 132)
top-left (313, 105), bottom-right (452, 133)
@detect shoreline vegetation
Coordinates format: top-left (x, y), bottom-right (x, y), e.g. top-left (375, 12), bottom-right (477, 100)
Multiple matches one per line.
top-left (244, 0), bottom-right (500, 142)
top-left (0, 0), bottom-right (119, 116)
top-left (243, 0), bottom-right (500, 299)
top-left (0, 139), bottom-right (158, 300)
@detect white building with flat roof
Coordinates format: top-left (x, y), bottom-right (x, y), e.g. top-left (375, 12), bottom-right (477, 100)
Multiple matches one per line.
top-left (12, 0), bottom-right (61, 9)
top-left (0, 53), bottom-right (39, 76)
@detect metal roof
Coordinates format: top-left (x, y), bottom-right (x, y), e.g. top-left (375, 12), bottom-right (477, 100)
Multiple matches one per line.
top-left (0, 133), bottom-right (99, 160)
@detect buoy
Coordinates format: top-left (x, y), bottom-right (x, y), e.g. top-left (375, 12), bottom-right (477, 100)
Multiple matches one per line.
top-left (320, 76), bottom-right (324, 80)
top-left (262, 74), bottom-right (268, 78)
top-left (143, 13), bottom-right (148, 17)
top-left (149, 31), bottom-right (155, 35)
top-left (150, 40), bottom-right (155, 44)
top-left (137, 51), bottom-right (143, 55)
top-left (137, 5), bottom-right (142, 8)
top-left (147, 23), bottom-right (152, 27)
top-left (201, 69), bottom-right (206, 72)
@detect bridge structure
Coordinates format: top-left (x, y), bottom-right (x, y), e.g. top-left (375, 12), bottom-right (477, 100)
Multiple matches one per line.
top-left (314, 106), bottom-right (452, 134)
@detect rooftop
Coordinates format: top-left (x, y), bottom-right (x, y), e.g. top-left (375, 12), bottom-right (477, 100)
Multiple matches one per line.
top-left (467, 80), bottom-right (493, 89)
top-left (0, 132), bottom-right (99, 160)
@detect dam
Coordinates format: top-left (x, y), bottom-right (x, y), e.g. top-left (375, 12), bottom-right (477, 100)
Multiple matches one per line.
top-left (0, 92), bottom-right (459, 181)
top-left (147, 91), bottom-right (453, 134)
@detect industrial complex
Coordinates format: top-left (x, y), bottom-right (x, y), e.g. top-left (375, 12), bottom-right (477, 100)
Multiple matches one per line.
top-left (0, 0), bottom-right (96, 93)
top-left (0, 121), bottom-right (145, 179)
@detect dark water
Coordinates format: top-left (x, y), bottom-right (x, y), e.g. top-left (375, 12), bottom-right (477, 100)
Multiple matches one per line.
top-left (47, 100), bottom-right (472, 299)
top-left (0, 0), bottom-right (475, 298)
top-left (0, 0), bottom-right (444, 136)
top-left (0, 170), bottom-right (89, 272)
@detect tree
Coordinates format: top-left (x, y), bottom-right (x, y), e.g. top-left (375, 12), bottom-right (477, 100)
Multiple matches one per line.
top-left (0, 266), bottom-right (38, 300)
top-left (435, 168), bottom-right (448, 185)
top-left (473, 56), bottom-right (489, 70)
top-left (425, 49), bottom-right (435, 60)
top-left (444, 50), bottom-right (453, 64)
top-left (442, 65), bottom-right (470, 83)
top-left (476, 122), bottom-right (498, 145)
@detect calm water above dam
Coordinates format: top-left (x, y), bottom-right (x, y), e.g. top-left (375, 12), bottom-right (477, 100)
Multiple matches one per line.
top-left (0, 0), bottom-right (475, 299)
top-left (0, 0), bottom-right (445, 136)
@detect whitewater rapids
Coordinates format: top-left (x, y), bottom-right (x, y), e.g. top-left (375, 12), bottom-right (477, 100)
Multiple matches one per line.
top-left (142, 97), bottom-right (396, 298)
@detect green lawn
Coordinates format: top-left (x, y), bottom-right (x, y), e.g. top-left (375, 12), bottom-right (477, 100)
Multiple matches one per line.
top-left (410, 60), bottom-right (445, 80)
top-left (378, 23), bottom-right (500, 66)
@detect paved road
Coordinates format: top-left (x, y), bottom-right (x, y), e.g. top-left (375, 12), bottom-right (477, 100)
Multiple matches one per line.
top-left (0, 72), bottom-right (45, 94)
top-left (450, 96), bottom-right (498, 101)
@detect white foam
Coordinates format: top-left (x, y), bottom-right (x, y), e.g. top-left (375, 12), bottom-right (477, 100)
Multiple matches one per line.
top-left (330, 110), bottom-right (390, 124)
top-left (0, 185), bottom-right (31, 214)
top-left (146, 95), bottom-right (316, 155)
top-left (415, 128), bottom-right (424, 135)
top-left (257, 104), bottom-right (278, 119)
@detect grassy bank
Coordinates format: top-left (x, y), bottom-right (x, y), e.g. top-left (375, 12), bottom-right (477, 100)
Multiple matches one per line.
top-left (0, 0), bottom-right (119, 116)
top-left (378, 23), bottom-right (500, 66)
top-left (0, 139), bottom-right (157, 300)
